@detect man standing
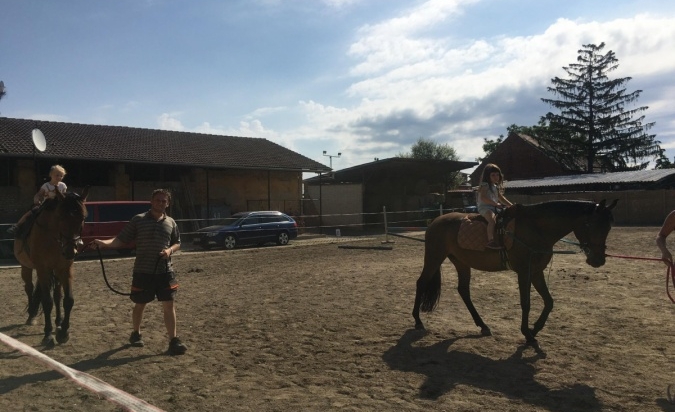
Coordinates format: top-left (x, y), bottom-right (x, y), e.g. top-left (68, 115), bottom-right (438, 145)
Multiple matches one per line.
top-left (92, 189), bottom-right (187, 355)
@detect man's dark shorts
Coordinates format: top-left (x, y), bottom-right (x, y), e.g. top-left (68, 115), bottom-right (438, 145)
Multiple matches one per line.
top-left (130, 271), bottom-right (178, 304)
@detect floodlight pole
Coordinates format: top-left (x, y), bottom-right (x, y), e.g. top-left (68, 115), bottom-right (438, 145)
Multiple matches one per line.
top-left (323, 150), bottom-right (341, 169)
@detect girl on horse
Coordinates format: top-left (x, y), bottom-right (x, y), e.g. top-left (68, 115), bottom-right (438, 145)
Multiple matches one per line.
top-left (8, 164), bottom-right (68, 236)
top-left (476, 163), bottom-right (512, 249)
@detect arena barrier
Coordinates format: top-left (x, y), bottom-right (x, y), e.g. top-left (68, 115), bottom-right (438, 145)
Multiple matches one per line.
top-left (0, 332), bottom-right (164, 412)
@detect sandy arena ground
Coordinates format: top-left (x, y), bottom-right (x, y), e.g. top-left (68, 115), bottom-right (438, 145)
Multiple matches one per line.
top-left (1, 227), bottom-right (675, 411)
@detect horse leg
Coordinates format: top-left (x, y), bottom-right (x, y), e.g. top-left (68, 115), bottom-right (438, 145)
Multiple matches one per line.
top-left (56, 273), bottom-right (73, 344)
top-left (21, 266), bottom-right (39, 325)
top-left (530, 271), bottom-right (553, 338)
top-left (451, 257), bottom-right (491, 336)
top-left (53, 276), bottom-right (63, 330)
top-left (516, 270), bottom-right (537, 345)
top-left (37, 272), bottom-right (55, 347)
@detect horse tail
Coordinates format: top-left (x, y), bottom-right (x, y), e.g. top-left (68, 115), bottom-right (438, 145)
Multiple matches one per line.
top-left (419, 267), bottom-right (442, 313)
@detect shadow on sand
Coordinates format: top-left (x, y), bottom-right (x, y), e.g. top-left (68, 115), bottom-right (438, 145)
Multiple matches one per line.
top-left (0, 344), bottom-right (155, 396)
top-left (383, 329), bottom-right (601, 412)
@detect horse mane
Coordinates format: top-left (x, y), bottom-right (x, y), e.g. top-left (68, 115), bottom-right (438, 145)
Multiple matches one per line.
top-left (514, 200), bottom-right (596, 219)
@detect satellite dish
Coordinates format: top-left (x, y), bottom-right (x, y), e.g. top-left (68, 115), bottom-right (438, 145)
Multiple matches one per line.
top-left (32, 129), bottom-right (47, 152)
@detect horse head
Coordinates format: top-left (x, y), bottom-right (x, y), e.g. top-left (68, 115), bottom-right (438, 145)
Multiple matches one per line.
top-left (55, 187), bottom-right (89, 259)
top-left (573, 199), bottom-right (618, 268)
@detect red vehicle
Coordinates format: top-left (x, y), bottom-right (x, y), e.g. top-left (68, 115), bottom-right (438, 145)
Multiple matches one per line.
top-left (81, 201), bottom-right (151, 253)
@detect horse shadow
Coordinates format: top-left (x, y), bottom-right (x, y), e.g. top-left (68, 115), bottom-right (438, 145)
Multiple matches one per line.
top-left (0, 344), bottom-right (155, 396)
top-left (382, 329), bottom-right (601, 412)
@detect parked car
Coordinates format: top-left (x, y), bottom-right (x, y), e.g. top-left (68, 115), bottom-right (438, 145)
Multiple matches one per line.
top-left (81, 201), bottom-right (151, 254)
top-left (193, 211), bottom-right (298, 250)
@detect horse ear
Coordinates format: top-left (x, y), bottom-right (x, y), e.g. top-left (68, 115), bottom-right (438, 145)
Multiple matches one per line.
top-left (607, 199), bottom-right (618, 210)
top-left (598, 199), bottom-right (607, 209)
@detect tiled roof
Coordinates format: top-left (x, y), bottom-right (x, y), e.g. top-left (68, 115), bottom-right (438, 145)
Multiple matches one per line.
top-left (0, 117), bottom-right (330, 172)
top-left (505, 169), bottom-right (675, 189)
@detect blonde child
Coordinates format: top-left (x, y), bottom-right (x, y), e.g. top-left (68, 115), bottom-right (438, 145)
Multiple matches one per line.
top-left (8, 165), bottom-right (68, 234)
top-left (476, 163), bottom-right (512, 249)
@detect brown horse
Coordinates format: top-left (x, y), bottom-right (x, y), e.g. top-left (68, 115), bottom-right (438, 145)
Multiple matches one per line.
top-left (413, 199), bottom-right (618, 346)
top-left (14, 188), bottom-right (88, 346)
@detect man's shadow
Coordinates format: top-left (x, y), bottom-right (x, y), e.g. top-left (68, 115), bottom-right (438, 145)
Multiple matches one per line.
top-left (383, 329), bottom-right (601, 412)
top-left (0, 343), bottom-right (155, 395)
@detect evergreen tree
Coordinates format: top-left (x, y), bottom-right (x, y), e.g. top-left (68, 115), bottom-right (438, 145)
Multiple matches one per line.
top-left (541, 43), bottom-right (660, 172)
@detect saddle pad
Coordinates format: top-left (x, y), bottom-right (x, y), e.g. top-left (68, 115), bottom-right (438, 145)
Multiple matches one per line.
top-left (457, 217), bottom-right (515, 251)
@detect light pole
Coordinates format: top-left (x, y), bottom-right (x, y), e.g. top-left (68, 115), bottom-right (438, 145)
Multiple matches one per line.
top-left (323, 150), bottom-right (341, 169)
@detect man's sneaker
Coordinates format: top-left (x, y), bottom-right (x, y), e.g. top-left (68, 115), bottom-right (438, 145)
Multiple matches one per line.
top-left (129, 331), bottom-right (144, 347)
top-left (485, 240), bottom-right (503, 250)
top-left (168, 337), bottom-right (187, 356)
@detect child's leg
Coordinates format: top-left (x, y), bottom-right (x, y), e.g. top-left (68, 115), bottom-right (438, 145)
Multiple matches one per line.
top-left (16, 210), bottom-right (32, 226)
top-left (484, 212), bottom-right (496, 241)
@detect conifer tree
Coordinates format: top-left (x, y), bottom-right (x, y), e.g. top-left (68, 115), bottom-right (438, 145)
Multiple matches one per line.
top-left (540, 43), bottom-right (659, 172)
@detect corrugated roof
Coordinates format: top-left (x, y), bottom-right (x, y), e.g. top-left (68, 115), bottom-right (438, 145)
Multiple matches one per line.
top-left (304, 157), bottom-right (478, 184)
top-left (0, 117), bottom-right (330, 173)
top-left (505, 169), bottom-right (675, 189)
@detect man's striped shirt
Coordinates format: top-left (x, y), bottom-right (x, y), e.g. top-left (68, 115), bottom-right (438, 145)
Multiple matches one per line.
top-left (117, 211), bottom-right (180, 274)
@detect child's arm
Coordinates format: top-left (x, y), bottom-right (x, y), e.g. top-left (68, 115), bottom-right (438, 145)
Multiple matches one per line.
top-left (33, 187), bottom-right (47, 205)
top-left (498, 193), bottom-right (512, 207)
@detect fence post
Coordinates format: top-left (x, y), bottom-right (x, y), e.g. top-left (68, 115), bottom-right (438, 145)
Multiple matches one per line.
top-left (382, 206), bottom-right (394, 244)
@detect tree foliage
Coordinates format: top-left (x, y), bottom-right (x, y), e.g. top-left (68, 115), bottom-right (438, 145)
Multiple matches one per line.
top-left (477, 136), bottom-right (503, 163)
top-left (399, 137), bottom-right (459, 160)
top-left (539, 42), bottom-right (660, 172)
top-left (398, 137), bottom-right (463, 189)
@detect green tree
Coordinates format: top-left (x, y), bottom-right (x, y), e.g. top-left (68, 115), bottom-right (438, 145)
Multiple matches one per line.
top-left (655, 150), bottom-right (674, 169)
top-left (477, 136), bottom-right (503, 162)
top-left (399, 137), bottom-right (458, 160)
top-left (541, 42), bottom-right (660, 172)
top-left (398, 137), bottom-right (463, 190)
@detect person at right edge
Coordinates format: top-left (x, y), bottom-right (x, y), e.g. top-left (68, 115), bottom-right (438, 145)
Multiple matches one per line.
top-left (90, 188), bottom-right (187, 355)
top-left (657, 209), bottom-right (675, 266)
top-left (476, 163), bottom-right (512, 250)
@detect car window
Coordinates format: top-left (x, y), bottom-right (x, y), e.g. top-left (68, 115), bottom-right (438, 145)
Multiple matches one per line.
top-left (216, 217), bottom-right (242, 226)
top-left (99, 204), bottom-right (150, 221)
top-left (242, 217), bottom-right (260, 225)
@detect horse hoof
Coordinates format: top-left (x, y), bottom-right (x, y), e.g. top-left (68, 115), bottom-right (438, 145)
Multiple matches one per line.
top-left (26, 317), bottom-right (36, 326)
top-left (415, 322), bottom-right (425, 331)
top-left (42, 336), bottom-right (55, 347)
top-left (56, 330), bottom-right (70, 344)
top-left (481, 327), bottom-right (492, 336)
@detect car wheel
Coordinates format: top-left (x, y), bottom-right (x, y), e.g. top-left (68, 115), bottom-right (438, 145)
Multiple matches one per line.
top-left (223, 234), bottom-right (237, 250)
top-left (276, 231), bottom-right (289, 246)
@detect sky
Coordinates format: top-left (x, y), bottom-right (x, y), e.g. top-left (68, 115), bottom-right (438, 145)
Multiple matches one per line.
top-left (2, 0), bottom-right (675, 175)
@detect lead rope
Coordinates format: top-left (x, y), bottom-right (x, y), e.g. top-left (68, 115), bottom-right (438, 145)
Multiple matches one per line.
top-left (93, 244), bottom-right (165, 296)
top-left (604, 253), bottom-right (675, 303)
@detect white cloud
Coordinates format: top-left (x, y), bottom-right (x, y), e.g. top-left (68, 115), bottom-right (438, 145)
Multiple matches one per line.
top-left (157, 113), bottom-right (185, 131)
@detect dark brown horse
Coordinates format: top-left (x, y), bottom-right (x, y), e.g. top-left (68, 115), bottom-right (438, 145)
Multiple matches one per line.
top-left (14, 188), bottom-right (88, 346)
top-left (413, 199), bottom-right (618, 346)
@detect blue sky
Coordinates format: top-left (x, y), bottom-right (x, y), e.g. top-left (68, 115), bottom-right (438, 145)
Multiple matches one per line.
top-left (2, 0), bottom-right (675, 175)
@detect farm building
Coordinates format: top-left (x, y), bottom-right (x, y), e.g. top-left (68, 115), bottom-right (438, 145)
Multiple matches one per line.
top-left (0, 117), bottom-right (329, 232)
top-left (303, 157), bottom-right (478, 231)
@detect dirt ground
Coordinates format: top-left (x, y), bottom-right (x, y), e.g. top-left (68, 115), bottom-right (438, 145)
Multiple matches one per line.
top-left (1, 227), bottom-right (675, 412)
